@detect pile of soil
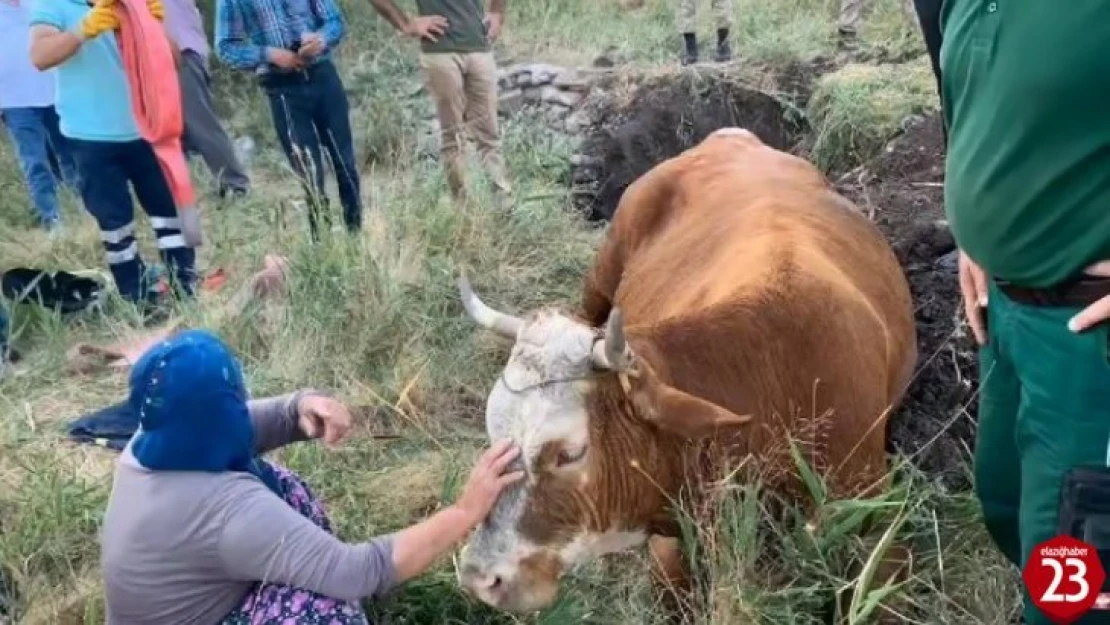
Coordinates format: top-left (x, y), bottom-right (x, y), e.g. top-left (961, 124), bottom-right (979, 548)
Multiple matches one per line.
top-left (569, 70), bottom-right (807, 221)
top-left (572, 71), bottom-right (976, 489)
top-left (836, 114), bottom-right (976, 490)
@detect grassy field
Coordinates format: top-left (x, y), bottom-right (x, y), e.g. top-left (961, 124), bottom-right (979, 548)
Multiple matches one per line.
top-left (0, 0), bottom-right (1020, 623)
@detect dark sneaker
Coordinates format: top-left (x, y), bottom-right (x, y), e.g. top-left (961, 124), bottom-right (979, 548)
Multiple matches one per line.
top-left (681, 33), bottom-right (698, 66)
top-left (219, 186), bottom-right (249, 200)
top-left (715, 40), bottom-right (732, 63)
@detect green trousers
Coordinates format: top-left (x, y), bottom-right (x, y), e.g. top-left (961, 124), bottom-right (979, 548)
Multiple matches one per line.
top-left (976, 281), bottom-right (1110, 624)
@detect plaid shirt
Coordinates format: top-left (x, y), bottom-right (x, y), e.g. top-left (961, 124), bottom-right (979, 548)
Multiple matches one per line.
top-left (214, 0), bottom-right (345, 73)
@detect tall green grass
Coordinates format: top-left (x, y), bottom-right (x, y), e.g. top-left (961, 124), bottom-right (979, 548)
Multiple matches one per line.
top-left (0, 1), bottom-right (1016, 623)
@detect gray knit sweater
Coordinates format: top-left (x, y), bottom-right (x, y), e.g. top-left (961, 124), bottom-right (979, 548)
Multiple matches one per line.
top-left (100, 392), bottom-right (397, 625)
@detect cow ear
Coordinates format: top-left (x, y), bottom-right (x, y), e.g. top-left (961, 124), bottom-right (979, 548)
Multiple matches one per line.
top-left (630, 377), bottom-right (752, 439)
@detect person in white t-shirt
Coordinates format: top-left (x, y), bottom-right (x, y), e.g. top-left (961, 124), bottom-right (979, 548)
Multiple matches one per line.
top-left (0, 0), bottom-right (80, 232)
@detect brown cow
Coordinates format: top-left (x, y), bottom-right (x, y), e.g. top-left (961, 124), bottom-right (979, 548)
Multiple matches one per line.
top-left (453, 127), bottom-right (918, 614)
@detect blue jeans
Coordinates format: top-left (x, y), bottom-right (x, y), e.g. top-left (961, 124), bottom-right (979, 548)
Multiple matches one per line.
top-left (261, 59), bottom-right (362, 237)
top-left (68, 138), bottom-right (196, 303)
top-left (1, 106), bottom-right (80, 226)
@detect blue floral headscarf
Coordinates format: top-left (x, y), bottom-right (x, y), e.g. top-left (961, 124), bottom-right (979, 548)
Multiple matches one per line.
top-left (127, 329), bottom-right (281, 495)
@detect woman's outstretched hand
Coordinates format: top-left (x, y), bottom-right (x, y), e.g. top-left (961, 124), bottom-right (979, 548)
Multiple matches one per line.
top-left (388, 440), bottom-right (524, 584)
top-left (296, 394), bottom-right (353, 447)
top-left (455, 440), bottom-right (525, 526)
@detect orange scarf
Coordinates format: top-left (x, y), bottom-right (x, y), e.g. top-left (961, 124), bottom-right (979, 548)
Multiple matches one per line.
top-left (114, 0), bottom-right (204, 246)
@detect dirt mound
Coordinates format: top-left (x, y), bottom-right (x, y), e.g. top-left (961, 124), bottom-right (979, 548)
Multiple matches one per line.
top-left (569, 70), bottom-right (806, 221)
top-left (836, 114), bottom-right (976, 490)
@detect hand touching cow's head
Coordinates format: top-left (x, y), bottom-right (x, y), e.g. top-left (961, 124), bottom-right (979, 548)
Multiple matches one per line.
top-left (453, 274), bottom-right (750, 613)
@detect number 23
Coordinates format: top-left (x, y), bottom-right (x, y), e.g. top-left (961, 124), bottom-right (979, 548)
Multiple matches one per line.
top-left (1042, 557), bottom-right (1090, 603)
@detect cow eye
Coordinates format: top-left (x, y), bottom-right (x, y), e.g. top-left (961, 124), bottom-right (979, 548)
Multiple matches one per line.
top-left (556, 445), bottom-right (588, 467)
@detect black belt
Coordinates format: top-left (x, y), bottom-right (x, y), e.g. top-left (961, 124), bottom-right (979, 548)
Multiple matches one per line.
top-left (995, 274), bottom-right (1110, 308)
top-left (258, 59), bottom-right (331, 89)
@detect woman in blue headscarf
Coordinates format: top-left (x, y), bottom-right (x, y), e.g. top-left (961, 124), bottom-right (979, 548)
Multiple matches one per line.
top-left (100, 329), bottom-right (523, 624)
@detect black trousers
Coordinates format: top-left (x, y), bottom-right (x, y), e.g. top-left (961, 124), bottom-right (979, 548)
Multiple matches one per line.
top-left (913, 0), bottom-right (945, 140)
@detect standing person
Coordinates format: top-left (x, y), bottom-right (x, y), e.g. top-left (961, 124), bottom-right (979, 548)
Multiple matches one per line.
top-left (942, 1), bottom-right (1110, 623)
top-left (911, 0), bottom-right (943, 117)
top-left (367, 0), bottom-right (513, 208)
top-left (28, 0), bottom-right (198, 317)
top-left (674, 0), bottom-right (732, 66)
top-left (163, 0), bottom-right (251, 198)
top-left (214, 0), bottom-right (362, 237)
top-left (0, 0), bottom-right (80, 233)
top-left (100, 329), bottom-right (525, 624)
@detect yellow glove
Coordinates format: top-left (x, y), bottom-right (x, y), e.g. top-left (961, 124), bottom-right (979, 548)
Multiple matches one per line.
top-left (147, 0), bottom-right (163, 21)
top-left (79, 0), bottom-right (119, 40)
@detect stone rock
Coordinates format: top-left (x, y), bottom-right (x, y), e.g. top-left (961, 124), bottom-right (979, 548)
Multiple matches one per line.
top-left (540, 85), bottom-right (583, 108)
top-left (592, 46), bottom-right (628, 68)
top-left (570, 153), bottom-right (603, 168)
top-left (553, 72), bottom-right (591, 92)
top-left (499, 89), bottom-right (525, 115)
top-left (522, 86), bottom-right (544, 103)
top-left (530, 63), bottom-right (563, 84)
top-left (565, 110), bottom-right (593, 134)
top-left (512, 63), bottom-right (563, 87)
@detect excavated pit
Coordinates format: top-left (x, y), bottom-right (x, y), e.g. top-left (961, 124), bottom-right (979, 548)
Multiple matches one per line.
top-left (570, 72), bottom-right (974, 489)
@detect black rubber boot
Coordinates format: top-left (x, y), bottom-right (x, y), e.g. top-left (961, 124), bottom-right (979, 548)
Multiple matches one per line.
top-left (681, 32), bottom-right (698, 65)
top-left (715, 27), bottom-right (732, 62)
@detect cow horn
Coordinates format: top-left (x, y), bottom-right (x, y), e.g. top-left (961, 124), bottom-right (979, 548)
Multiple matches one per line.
top-left (592, 308), bottom-right (635, 371)
top-left (456, 272), bottom-right (524, 339)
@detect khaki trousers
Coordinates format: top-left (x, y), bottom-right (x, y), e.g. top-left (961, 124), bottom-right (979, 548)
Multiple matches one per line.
top-left (419, 51), bottom-right (511, 200)
top-left (838, 0), bottom-right (918, 34)
top-left (675, 0), bottom-right (733, 33)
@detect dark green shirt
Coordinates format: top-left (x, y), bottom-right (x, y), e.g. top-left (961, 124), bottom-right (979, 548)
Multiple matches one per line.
top-left (940, 0), bottom-right (1110, 288)
top-left (415, 0), bottom-right (489, 54)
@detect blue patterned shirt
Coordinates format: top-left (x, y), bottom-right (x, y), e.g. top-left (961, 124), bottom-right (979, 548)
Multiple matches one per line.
top-left (214, 0), bottom-right (345, 73)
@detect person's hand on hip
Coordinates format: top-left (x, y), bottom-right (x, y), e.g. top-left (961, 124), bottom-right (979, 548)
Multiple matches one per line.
top-left (484, 12), bottom-right (502, 42)
top-left (958, 248), bottom-right (989, 345)
top-left (1068, 260), bottom-right (1110, 333)
top-left (404, 15), bottom-right (448, 42)
top-left (79, 0), bottom-right (119, 40)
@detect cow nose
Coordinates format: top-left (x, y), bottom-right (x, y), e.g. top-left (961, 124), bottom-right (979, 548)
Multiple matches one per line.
top-left (460, 564), bottom-right (508, 604)
top-left (474, 571), bottom-right (503, 591)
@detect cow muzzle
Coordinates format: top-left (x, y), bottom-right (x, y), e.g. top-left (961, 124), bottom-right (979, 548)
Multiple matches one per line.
top-left (458, 550), bottom-right (564, 614)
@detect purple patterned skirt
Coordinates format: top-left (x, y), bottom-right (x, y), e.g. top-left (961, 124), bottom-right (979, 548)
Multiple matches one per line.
top-left (220, 462), bottom-right (371, 625)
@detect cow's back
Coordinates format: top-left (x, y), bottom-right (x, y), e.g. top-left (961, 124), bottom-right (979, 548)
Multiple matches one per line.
top-left (584, 131), bottom-right (917, 498)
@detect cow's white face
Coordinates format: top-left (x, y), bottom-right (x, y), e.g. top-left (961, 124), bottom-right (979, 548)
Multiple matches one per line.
top-left (458, 310), bottom-right (650, 613)
top-left (484, 312), bottom-right (596, 480)
top-left (453, 274), bottom-right (750, 614)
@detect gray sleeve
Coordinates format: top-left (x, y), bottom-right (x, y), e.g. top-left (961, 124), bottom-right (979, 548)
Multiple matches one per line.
top-left (215, 477), bottom-right (398, 601)
top-left (247, 391), bottom-right (318, 454)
